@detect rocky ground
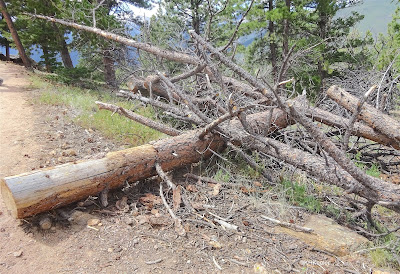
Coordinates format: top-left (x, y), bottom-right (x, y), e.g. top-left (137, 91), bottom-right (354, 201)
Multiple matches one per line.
top-left (0, 61), bottom-right (397, 273)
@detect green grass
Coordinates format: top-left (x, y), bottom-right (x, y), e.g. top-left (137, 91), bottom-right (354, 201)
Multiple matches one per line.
top-left (369, 232), bottom-right (400, 270)
top-left (281, 180), bottom-right (322, 213)
top-left (31, 75), bottom-right (165, 146)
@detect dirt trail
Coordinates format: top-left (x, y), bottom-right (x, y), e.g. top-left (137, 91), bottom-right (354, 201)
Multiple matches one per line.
top-left (0, 62), bottom-right (40, 178)
top-left (0, 62), bottom-right (62, 273)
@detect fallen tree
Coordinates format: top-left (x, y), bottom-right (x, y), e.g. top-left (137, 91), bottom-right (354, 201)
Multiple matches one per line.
top-left (327, 85), bottom-right (400, 146)
top-left (0, 130), bottom-right (224, 218)
top-left (2, 14), bottom-right (400, 221)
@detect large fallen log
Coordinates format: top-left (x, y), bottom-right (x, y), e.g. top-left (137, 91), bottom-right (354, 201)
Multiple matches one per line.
top-left (248, 136), bottom-right (400, 213)
top-left (0, 107), bottom-right (290, 219)
top-left (327, 85), bottom-right (400, 146)
top-left (0, 130), bottom-right (224, 218)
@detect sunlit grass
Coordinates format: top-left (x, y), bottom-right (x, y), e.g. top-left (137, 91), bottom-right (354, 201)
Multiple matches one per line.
top-left (31, 75), bottom-right (164, 146)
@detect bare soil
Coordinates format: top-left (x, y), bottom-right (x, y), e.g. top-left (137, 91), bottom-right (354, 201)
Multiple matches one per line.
top-left (0, 61), bottom-right (391, 273)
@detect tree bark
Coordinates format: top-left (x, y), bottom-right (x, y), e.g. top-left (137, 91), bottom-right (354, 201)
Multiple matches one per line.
top-left (29, 14), bottom-right (201, 65)
top-left (5, 40), bottom-right (10, 60)
top-left (268, 0), bottom-right (278, 80)
top-left (127, 75), bottom-right (400, 150)
top-left (0, 130), bottom-right (225, 218)
top-left (0, 0), bottom-right (31, 68)
top-left (42, 44), bottom-right (52, 72)
top-left (52, 23), bottom-right (74, 68)
top-left (249, 136), bottom-right (400, 213)
top-left (326, 85), bottom-right (400, 146)
top-left (282, 0), bottom-right (291, 58)
top-left (103, 48), bottom-right (117, 87)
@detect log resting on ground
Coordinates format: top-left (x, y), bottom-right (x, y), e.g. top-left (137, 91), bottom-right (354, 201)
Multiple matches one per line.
top-left (247, 136), bottom-right (400, 213)
top-left (0, 131), bottom-right (224, 218)
top-left (327, 85), bottom-right (400, 147)
top-left (0, 109), bottom-right (289, 219)
top-left (2, 105), bottom-right (400, 218)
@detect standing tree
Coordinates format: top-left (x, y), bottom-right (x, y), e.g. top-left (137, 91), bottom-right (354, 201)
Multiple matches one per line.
top-left (0, 0), bottom-right (31, 67)
top-left (242, 0), bottom-right (370, 98)
top-left (62, 0), bottom-right (152, 88)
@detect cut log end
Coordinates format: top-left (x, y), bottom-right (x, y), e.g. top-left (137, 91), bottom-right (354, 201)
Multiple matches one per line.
top-left (0, 178), bottom-right (18, 218)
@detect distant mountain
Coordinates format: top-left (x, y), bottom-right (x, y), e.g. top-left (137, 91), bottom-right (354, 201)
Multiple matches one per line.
top-left (336, 0), bottom-right (397, 36)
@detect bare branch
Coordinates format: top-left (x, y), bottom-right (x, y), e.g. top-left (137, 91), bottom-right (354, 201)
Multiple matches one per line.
top-left (96, 101), bottom-right (182, 136)
top-left (342, 85), bottom-right (377, 151)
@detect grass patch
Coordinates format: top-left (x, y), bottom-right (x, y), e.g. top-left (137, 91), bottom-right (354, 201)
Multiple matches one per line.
top-left (369, 232), bottom-right (400, 270)
top-left (31, 75), bottom-right (164, 146)
top-left (281, 180), bottom-right (322, 213)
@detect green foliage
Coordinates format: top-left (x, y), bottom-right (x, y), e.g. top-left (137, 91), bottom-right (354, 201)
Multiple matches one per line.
top-left (369, 231), bottom-right (400, 270)
top-left (213, 169), bottom-right (231, 183)
top-left (46, 67), bottom-right (97, 87)
top-left (281, 179), bottom-right (322, 213)
top-left (241, 0), bottom-right (372, 98)
top-left (370, 248), bottom-right (398, 269)
top-left (353, 152), bottom-right (381, 178)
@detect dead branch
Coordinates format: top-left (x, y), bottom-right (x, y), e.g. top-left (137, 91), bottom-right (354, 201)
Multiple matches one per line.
top-left (261, 215), bottom-right (313, 233)
top-left (28, 13), bottom-right (201, 65)
top-left (342, 85), bottom-right (377, 151)
top-left (96, 101), bottom-right (182, 136)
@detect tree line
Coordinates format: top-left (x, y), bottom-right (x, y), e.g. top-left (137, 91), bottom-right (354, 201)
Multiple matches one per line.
top-left (0, 0), bottom-right (399, 102)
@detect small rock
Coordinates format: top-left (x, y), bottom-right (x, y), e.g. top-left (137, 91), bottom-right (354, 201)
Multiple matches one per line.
top-left (13, 251), bottom-right (23, 257)
top-left (275, 215), bottom-right (369, 256)
top-left (87, 218), bottom-right (100, 226)
top-left (39, 217), bottom-right (52, 230)
top-left (62, 149), bottom-right (77, 157)
top-left (124, 217), bottom-right (134, 225)
top-left (107, 248), bottom-right (113, 253)
top-left (61, 142), bottom-right (69, 149)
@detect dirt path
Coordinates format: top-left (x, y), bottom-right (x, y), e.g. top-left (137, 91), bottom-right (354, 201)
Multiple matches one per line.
top-left (0, 62), bottom-right (40, 178)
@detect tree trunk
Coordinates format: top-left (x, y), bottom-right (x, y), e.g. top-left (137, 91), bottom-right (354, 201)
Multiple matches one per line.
top-left (5, 40), bottom-right (9, 61)
top-left (282, 0), bottom-right (291, 58)
top-left (41, 44), bottom-right (52, 72)
top-left (52, 23), bottom-right (74, 68)
top-left (249, 136), bottom-right (400, 213)
top-left (326, 85), bottom-right (400, 146)
top-left (190, 0), bottom-right (200, 34)
top-left (1, 130), bottom-right (225, 218)
top-left (127, 74), bottom-right (400, 150)
top-left (0, 0), bottom-right (31, 68)
top-left (30, 14), bottom-right (201, 65)
top-left (103, 48), bottom-right (117, 87)
top-left (268, 0), bottom-right (278, 80)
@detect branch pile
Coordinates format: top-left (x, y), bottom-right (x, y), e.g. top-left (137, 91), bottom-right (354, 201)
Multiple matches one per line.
top-left (2, 15), bottom-right (400, 219)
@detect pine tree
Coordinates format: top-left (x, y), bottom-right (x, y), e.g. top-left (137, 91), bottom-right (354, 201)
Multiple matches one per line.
top-left (0, 0), bottom-right (31, 67)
